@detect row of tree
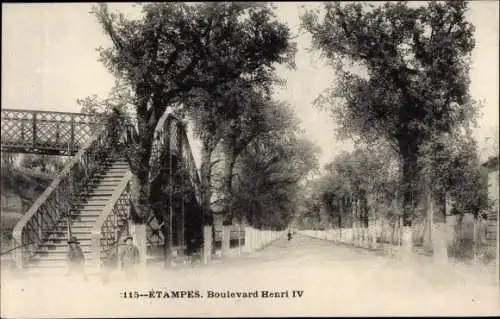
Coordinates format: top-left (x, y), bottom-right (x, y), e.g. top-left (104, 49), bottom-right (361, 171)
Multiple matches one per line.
top-left (297, 1), bottom-right (490, 233)
top-left (299, 138), bottom-right (489, 231)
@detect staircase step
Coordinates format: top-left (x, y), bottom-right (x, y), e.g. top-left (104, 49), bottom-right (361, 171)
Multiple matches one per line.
top-left (51, 224), bottom-right (93, 230)
top-left (90, 184), bottom-right (121, 189)
top-left (73, 207), bottom-right (102, 212)
top-left (88, 176), bottom-right (123, 181)
top-left (70, 215), bottom-right (101, 222)
top-left (108, 169), bottom-right (129, 173)
top-left (79, 204), bottom-right (107, 210)
top-left (92, 173), bottom-right (126, 178)
top-left (49, 229), bottom-right (92, 235)
top-left (69, 225), bottom-right (94, 230)
top-left (94, 175), bottom-right (124, 180)
top-left (102, 167), bottom-right (128, 172)
top-left (44, 233), bottom-right (93, 241)
top-left (92, 180), bottom-right (124, 185)
top-left (71, 213), bottom-right (101, 218)
top-left (84, 196), bottom-right (112, 201)
top-left (71, 219), bottom-right (96, 226)
top-left (86, 189), bottom-right (115, 195)
top-left (71, 215), bottom-right (100, 221)
top-left (90, 185), bottom-right (120, 190)
top-left (96, 169), bottom-right (127, 177)
top-left (94, 179), bottom-right (125, 185)
top-left (90, 184), bottom-right (120, 189)
top-left (80, 199), bottom-right (112, 205)
top-left (99, 173), bottom-right (128, 178)
top-left (107, 167), bottom-right (130, 171)
top-left (91, 180), bottom-right (123, 185)
top-left (81, 192), bottom-right (113, 197)
top-left (110, 161), bottom-right (129, 165)
top-left (85, 191), bottom-right (117, 197)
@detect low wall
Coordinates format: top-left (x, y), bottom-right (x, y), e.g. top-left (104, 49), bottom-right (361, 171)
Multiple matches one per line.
top-left (242, 227), bottom-right (287, 254)
top-left (300, 226), bottom-right (430, 258)
top-left (300, 218), bottom-right (498, 264)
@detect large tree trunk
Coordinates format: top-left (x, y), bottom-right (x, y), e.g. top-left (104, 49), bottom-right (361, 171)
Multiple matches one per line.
top-left (424, 186), bottom-right (433, 250)
top-left (398, 139), bottom-right (419, 259)
top-left (221, 143), bottom-right (237, 257)
top-left (129, 173), bottom-right (151, 274)
top-left (200, 138), bottom-right (215, 264)
top-left (398, 130), bottom-right (420, 225)
top-left (351, 195), bottom-right (357, 246)
top-left (360, 191), bottom-right (369, 246)
top-left (124, 110), bottom-right (155, 272)
top-left (129, 172), bottom-right (151, 221)
top-left (338, 200), bottom-right (342, 229)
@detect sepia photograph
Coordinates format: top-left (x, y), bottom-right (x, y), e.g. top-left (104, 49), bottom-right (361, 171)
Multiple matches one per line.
top-left (1, 1), bottom-right (499, 317)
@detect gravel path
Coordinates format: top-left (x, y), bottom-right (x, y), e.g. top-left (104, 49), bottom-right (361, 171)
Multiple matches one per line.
top-left (2, 234), bottom-right (498, 317)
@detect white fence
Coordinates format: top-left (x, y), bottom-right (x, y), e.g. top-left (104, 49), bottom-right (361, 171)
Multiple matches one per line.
top-left (242, 227), bottom-right (287, 253)
top-left (300, 215), bottom-right (498, 264)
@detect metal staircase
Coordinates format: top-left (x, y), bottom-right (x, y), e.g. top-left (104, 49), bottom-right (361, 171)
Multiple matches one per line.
top-left (3, 108), bottom-right (204, 275)
top-left (26, 158), bottom-right (130, 273)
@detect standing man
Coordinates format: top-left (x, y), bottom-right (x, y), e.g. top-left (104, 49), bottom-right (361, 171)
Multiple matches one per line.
top-left (66, 236), bottom-right (88, 281)
top-left (119, 236), bottom-right (140, 280)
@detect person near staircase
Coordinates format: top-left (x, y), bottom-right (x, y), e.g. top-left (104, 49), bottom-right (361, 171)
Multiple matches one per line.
top-left (119, 236), bottom-right (140, 280)
top-left (65, 237), bottom-right (88, 281)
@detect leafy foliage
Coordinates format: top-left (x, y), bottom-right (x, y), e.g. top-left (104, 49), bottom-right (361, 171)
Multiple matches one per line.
top-left (231, 103), bottom-right (319, 230)
top-left (92, 3), bottom-right (296, 222)
top-left (418, 130), bottom-right (490, 217)
top-left (77, 78), bottom-right (135, 117)
top-left (299, 143), bottom-right (400, 229)
top-left (301, 1), bottom-right (479, 224)
top-left (20, 154), bottom-right (65, 174)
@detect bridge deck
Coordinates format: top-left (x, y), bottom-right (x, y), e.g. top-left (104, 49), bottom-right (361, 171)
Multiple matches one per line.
top-left (1, 109), bottom-right (106, 156)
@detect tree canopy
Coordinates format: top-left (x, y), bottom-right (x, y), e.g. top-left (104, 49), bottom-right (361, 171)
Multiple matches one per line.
top-left (92, 2), bottom-right (297, 223)
top-left (231, 102), bottom-right (319, 229)
top-left (301, 1), bottom-right (479, 225)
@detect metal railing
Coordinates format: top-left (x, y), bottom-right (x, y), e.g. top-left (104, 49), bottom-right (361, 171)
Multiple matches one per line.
top-left (10, 110), bottom-right (203, 269)
top-left (1, 109), bottom-right (106, 155)
top-left (11, 115), bottom-right (123, 268)
top-left (92, 171), bottom-right (133, 269)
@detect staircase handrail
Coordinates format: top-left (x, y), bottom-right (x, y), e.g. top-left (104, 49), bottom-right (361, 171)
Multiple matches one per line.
top-left (1, 108), bottom-right (107, 154)
top-left (11, 114), bottom-right (125, 268)
top-left (91, 170), bottom-right (133, 270)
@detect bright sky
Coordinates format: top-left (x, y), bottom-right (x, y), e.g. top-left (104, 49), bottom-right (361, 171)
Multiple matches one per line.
top-left (2, 2), bottom-right (499, 167)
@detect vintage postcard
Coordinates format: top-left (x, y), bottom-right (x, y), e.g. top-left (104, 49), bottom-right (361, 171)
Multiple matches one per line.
top-left (1, 2), bottom-right (499, 317)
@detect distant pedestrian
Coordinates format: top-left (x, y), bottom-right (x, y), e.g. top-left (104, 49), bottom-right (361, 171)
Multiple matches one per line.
top-left (287, 230), bottom-right (292, 241)
top-left (65, 236), bottom-right (88, 281)
top-left (119, 236), bottom-right (140, 280)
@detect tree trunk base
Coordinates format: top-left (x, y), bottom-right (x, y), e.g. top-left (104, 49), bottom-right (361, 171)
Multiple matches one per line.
top-left (432, 222), bottom-right (448, 265)
top-left (203, 225), bottom-right (213, 264)
top-left (400, 226), bottom-right (413, 261)
top-left (129, 222), bottom-right (147, 279)
top-left (221, 225), bottom-right (231, 258)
